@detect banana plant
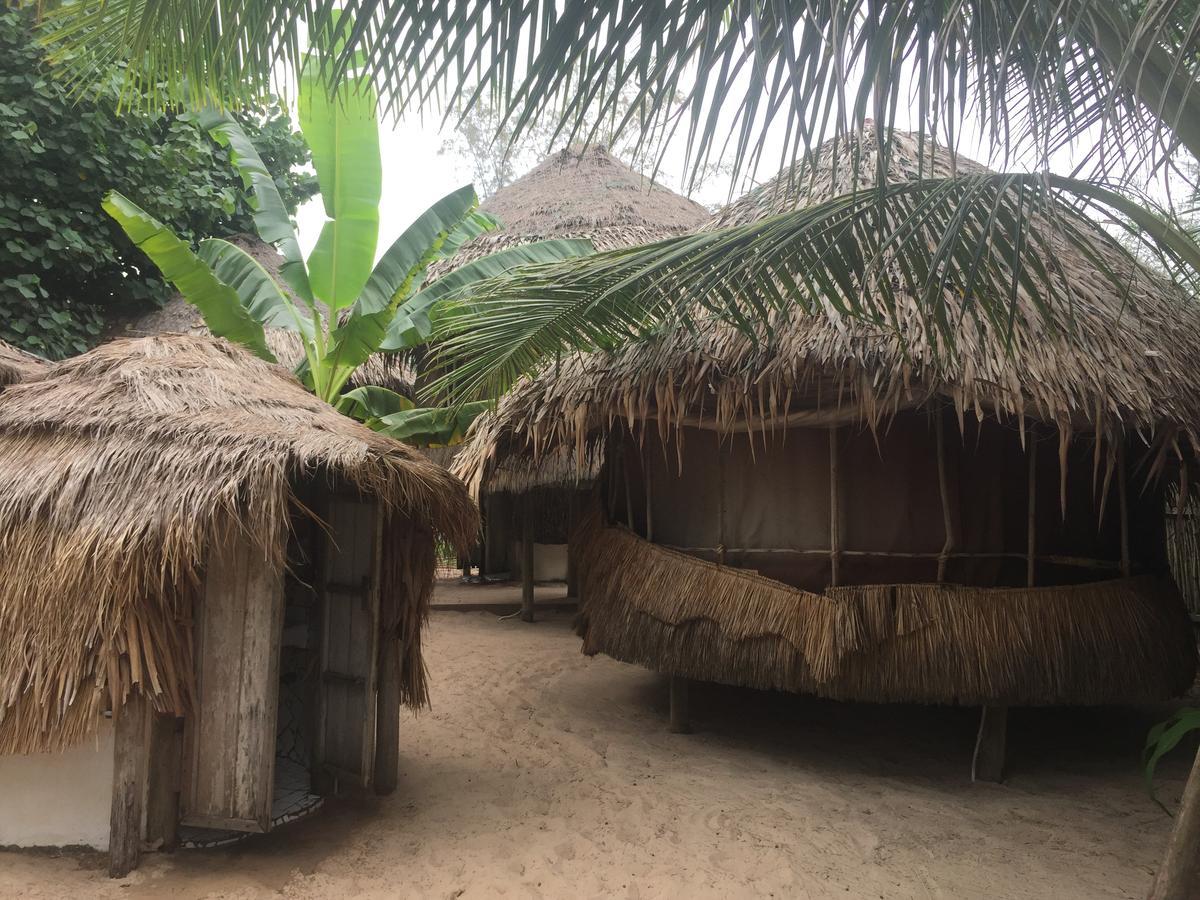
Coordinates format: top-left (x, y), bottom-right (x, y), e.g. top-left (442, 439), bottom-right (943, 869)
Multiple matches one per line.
top-left (104, 44), bottom-right (591, 446)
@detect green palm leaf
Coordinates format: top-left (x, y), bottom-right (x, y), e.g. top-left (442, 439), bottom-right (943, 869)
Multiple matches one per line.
top-left (102, 191), bottom-right (276, 362)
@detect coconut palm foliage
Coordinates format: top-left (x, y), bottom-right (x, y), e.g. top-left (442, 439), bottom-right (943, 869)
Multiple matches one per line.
top-left (104, 62), bottom-right (590, 445)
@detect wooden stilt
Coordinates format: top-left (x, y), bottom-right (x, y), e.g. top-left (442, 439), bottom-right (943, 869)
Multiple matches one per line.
top-left (374, 523), bottom-right (404, 795)
top-left (971, 705), bottom-right (1007, 783)
top-left (109, 692), bottom-right (152, 877)
top-left (1149, 744), bottom-right (1200, 899)
top-left (644, 446), bottom-right (654, 543)
top-left (521, 498), bottom-right (535, 623)
top-left (669, 676), bottom-right (691, 734)
top-left (144, 714), bottom-right (181, 852)
top-left (566, 490), bottom-right (579, 600)
top-left (1118, 441), bottom-right (1131, 578)
top-left (829, 426), bottom-right (841, 586)
top-left (1027, 438), bottom-right (1037, 588)
top-left (716, 433), bottom-right (726, 566)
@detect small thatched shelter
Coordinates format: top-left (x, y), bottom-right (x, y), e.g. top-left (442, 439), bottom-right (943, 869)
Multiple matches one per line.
top-left (0, 339), bottom-right (47, 387)
top-left (0, 335), bottom-right (476, 873)
top-left (109, 233), bottom-right (413, 394)
top-left (456, 130), bottom-right (1200, 777)
top-left (445, 145), bottom-right (706, 602)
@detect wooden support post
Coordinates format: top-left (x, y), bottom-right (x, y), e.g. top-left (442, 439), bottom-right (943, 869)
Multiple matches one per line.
top-left (1118, 442), bottom-right (1131, 578)
top-left (566, 490), bottom-right (579, 599)
top-left (1027, 437), bottom-right (1037, 588)
top-left (1149, 744), bottom-right (1200, 899)
top-left (374, 523), bottom-right (404, 795)
top-left (829, 426), bottom-right (841, 587)
top-left (109, 692), bottom-right (152, 878)
top-left (521, 498), bottom-right (535, 623)
top-left (717, 435), bottom-right (726, 567)
top-left (936, 413), bottom-right (954, 583)
top-left (669, 676), bottom-right (691, 734)
top-left (971, 705), bottom-right (1007, 783)
top-left (644, 446), bottom-right (654, 543)
top-left (144, 714), bottom-right (181, 852)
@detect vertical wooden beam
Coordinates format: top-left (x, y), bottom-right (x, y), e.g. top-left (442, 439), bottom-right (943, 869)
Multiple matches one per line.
top-left (144, 714), bottom-right (181, 852)
top-left (668, 676), bottom-right (691, 734)
top-left (566, 489), bottom-right (579, 599)
top-left (374, 518), bottom-right (405, 795)
top-left (829, 426), bottom-right (841, 587)
top-left (644, 445), bottom-right (654, 543)
top-left (716, 432), bottom-right (726, 567)
top-left (1117, 441), bottom-right (1131, 578)
top-left (521, 497), bottom-right (535, 623)
top-left (1150, 744), bottom-right (1200, 899)
top-left (1027, 436), bottom-right (1037, 588)
top-left (623, 437), bottom-right (635, 530)
top-left (936, 413), bottom-right (955, 583)
top-left (109, 692), bottom-right (152, 877)
top-left (971, 704), bottom-right (1008, 784)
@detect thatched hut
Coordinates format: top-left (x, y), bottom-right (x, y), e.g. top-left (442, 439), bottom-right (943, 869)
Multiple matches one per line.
top-left (108, 233), bottom-right (413, 394)
top-left (455, 131), bottom-right (1200, 777)
top-left (0, 338), bottom-right (47, 387)
top-left (0, 335), bottom-right (476, 873)
top-left (444, 145), bottom-right (706, 608)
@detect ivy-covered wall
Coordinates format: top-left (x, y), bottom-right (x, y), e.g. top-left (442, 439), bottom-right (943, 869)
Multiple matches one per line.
top-left (0, 8), bottom-right (317, 358)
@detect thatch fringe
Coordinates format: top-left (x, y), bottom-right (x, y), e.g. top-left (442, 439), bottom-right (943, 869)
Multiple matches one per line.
top-left (381, 513), bottom-right (437, 709)
top-left (0, 335), bottom-right (477, 755)
top-left (575, 521), bottom-right (1197, 706)
top-left (0, 339), bottom-right (47, 387)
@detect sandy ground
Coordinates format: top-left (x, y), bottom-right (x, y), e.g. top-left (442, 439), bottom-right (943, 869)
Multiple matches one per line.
top-left (2, 608), bottom-right (1194, 900)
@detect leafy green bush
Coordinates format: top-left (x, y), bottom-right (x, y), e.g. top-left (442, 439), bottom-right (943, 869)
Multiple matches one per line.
top-left (0, 7), bottom-right (316, 358)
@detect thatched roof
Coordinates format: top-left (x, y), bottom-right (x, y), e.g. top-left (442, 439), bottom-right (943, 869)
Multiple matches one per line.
top-left (0, 340), bottom-right (47, 387)
top-left (109, 234), bottom-right (414, 394)
top-left (432, 144), bottom-right (709, 276)
top-left (0, 335), bottom-right (477, 754)
top-left (454, 130), bottom-right (1200, 489)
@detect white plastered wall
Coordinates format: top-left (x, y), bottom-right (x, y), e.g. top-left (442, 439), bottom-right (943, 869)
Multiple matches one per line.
top-left (0, 717), bottom-right (114, 850)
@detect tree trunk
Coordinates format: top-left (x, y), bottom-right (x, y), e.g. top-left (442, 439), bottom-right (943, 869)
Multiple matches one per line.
top-left (1150, 744), bottom-right (1200, 899)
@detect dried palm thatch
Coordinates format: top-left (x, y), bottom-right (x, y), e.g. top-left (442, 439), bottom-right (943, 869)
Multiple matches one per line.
top-left (109, 234), bottom-right (415, 395)
top-left (576, 519), bottom-right (1196, 705)
top-left (0, 334), bottom-right (477, 755)
top-left (455, 130), bottom-right (1200, 490)
top-left (0, 340), bottom-right (47, 387)
top-left (446, 146), bottom-right (708, 495)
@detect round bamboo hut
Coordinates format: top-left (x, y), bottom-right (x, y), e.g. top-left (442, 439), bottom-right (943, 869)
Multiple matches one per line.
top-left (0, 334), bottom-right (476, 872)
top-left (444, 145), bottom-right (707, 594)
top-left (107, 233), bottom-right (413, 394)
top-left (455, 131), bottom-right (1200, 776)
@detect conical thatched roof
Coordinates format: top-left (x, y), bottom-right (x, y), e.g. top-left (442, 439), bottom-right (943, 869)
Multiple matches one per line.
top-left (454, 130), bottom-right (1200, 490)
top-left (0, 340), bottom-right (47, 387)
top-left (434, 145), bottom-right (709, 276)
top-left (0, 334), bottom-right (477, 754)
top-left (109, 234), bottom-right (414, 394)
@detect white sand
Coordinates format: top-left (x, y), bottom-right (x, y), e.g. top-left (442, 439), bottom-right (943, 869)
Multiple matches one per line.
top-left (1, 608), bottom-right (1189, 899)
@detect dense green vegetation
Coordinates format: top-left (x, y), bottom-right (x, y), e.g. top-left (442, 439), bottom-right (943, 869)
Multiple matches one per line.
top-left (0, 7), bottom-right (315, 358)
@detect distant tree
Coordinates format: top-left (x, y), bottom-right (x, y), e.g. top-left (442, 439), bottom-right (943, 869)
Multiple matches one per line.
top-left (0, 7), bottom-right (317, 358)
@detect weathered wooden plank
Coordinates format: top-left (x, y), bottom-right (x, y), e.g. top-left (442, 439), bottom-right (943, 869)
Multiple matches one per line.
top-left (145, 714), bottom-right (182, 851)
top-left (375, 518), bottom-right (409, 795)
top-left (109, 692), bottom-right (151, 877)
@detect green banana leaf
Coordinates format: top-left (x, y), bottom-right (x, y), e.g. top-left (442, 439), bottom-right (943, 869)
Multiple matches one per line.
top-left (357, 185), bottom-right (492, 315)
top-left (381, 238), bottom-right (595, 350)
top-left (338, 384), bottom-right (415, 420)
top-left (1143, 707), bottom-right (1200, 812)
top-left (196, 109), bottom-right (314, 303)
top-left (370, 401), bottom-right (491, 447)
top-left (299, 68), bottom-right (382, 310)
top-left (197, 239), bottom-right (314, 337)
top-left (103, 191), bottom-right (275, 362)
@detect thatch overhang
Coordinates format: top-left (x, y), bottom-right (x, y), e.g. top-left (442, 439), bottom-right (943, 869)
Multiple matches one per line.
top-left (454, 131), bottom-right (1200, 489)
top-left (0, 334), bottom-right (477, 755)
top-left (109, 234), bottom-right (415, 395)
top-left (0, 340), bottom-right (47, 387)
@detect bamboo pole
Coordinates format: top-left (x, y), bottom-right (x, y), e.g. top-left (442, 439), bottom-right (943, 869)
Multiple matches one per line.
top-left (1150, 744), bottom-right (1200, 898)
top-left (936, 413), bottom-right (955, 583)
top-left (829, 426), bottom-right (841, 587)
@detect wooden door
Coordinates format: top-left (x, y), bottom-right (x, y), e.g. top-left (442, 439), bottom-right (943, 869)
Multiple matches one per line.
top-left (181, 530), bottom-right (284, 832)
top-left (314, 491), bottom-right (382, 788)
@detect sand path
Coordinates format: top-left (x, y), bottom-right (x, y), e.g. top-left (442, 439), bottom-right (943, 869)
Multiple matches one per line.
top-left (0, 608), bottom-right (1189, 899)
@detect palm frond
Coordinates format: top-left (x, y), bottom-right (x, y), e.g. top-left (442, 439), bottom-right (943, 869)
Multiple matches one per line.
top-left (425, 171), bottom-right (1200, 402)
top-left (36, 1), bottom-right (1200, 189)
